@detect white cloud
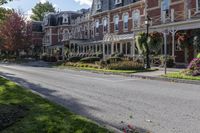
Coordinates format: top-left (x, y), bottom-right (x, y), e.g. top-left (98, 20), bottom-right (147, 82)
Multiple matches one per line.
top-left (25, 9), bottom-right (33, 21)
top-left (0, 5), bottom-right (12, 9)
top-left (74, 0), bottom-right (92, 6)
top-left (39, 0), bottom-right (48, 4)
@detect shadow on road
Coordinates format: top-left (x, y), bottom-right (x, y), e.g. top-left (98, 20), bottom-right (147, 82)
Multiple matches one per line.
top-left (0, 71), bottom-right (150, 133)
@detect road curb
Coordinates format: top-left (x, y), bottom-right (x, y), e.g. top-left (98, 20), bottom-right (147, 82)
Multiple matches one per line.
top-left (62, 68), bottom-right (200, 85)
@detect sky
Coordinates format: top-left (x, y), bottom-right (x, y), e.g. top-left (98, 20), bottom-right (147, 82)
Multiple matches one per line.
top-left (1, 0), bottom-right (92, 19)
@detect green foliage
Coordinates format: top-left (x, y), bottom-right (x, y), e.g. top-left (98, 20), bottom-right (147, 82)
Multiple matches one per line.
top-left (159, 55), bottom-right (175, 68)
top-left (148, 32), bottom-right (163, 54)
top-left (68, 56), bottom-right (82, 62)
top-left (0, 77), bottom-right (110, 133)
top-left (106, 57), bottom-right (122, 64)
top-left (197, 53), bottom-right (200, 58)
top-left (0, 7), bottom-right (12, 22)
top-left (31, 1), bottom-right (55, 21)
top-left (95, 52), bottom-right (103, 59)
top-left (0, 0), bottom-right (12, 5)
top-left (164, 72), bottom-right (200, 80)
top-left (135, 32), bottom-right (162, 55)
top-left (135, 32), bottom-right (147, 54)
top-left (107, 61), bottom-right (144, 70)
top-left (80, 57), bottom-right (100, 63)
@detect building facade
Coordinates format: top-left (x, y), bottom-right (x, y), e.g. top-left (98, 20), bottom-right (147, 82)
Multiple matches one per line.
top-left (31, 21), bottom-right (43, 56)
top-left (41, 0), bottom-right (200, 65)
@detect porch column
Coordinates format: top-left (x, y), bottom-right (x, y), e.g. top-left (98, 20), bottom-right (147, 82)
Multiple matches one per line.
top-left (77, 45), bottom-right (80, 54)
top-left (103, 43), bottom-right (105, 60)
top-left (126, 43), bottom-right (128, 55)
top-left (111, 42), bottom-right (114, 55)
top-left (96, 44), bottom-right (98, 53)
top-left (120, 42), bottom-right (123, 53)
top-left (132, 39), bottom-right (135, 57)
top-left (172, 32), bottom-right (175, 57)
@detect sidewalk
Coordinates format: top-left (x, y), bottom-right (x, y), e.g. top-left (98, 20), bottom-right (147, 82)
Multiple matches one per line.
top-left (130, 67), bottom-right (200, 85)
top-left (132, 67), bottom-right (183, 77)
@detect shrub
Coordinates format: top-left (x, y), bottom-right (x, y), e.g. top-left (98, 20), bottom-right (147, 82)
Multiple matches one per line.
top-left (107, 61), bottom-right (144, 70)
top-left (68, 56), bottom-right (82, 62)
top-left (185, 58), bottom-right (200, 76)
top-left (115, 53), bottom-right (124, 58)
top-left (166, 58), bottom-right (175, 68)
top-left (96, 53), bottom-right (103, 59)
top-left (197, 53), bottom-right (200, 58)
top-left (106, 57), bottom-right (122, 64)
top-left (80, 57), bottom-right (100, 63)
top-left (49, 56), bottom-right (57, 62)
top-left (160, 55), bottom-right (175, 68)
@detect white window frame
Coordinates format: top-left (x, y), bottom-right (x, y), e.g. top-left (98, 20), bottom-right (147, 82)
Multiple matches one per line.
top-left (103, 17), bottom-right (108, 33)
top-left (123, 13), bottom-right (129, 31)
top-left (97, 0), bottom-right (102, 10)
top-left (114, 15), bottom-right (119, 32)
top-left (196, 0), bottom-right (200, 12)
top-left (115, 0), bottom-right (122, 5)
top-left (132, 10), bottom-right (141, 28)
top-left (95, 19), bottom-right (100, 34)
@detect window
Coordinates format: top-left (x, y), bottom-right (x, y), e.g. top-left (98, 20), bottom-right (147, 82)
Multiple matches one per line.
top-left (161, 0), bottom-right (170, 11)
top-left (62, 14), bottom-right (68, 24)
top-left (123, 13), bottom-right (129, 30)
top-left (114, 15), bottom-right (119, 31)
top-left (103, 17), bottom-right (108, 32)
top-left (197, 0), bottom-right (200, 11)
top-left (132, 10), bottom-right (140, 28)
top-left (115, 0), bottom-right (122, 5)
top-left (95, 20), bottom-right (100, 34)
top-left (161, 0), bottom-right (170, 21)
top-left (97, 0), bottom-right (102, 10)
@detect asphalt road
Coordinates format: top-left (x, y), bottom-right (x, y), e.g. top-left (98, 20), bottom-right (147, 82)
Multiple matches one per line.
top-left (0, 63), bottom-right (200, 133)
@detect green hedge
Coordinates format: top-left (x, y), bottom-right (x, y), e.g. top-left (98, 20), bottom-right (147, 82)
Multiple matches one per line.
top-left (107, 61), bottom-right (144, 70)
top-left (68, 56), bottom-right (82, 62)
top-left (80, 57), bottom-right (100, 63)
top-left (106, 57), bottom-right (122, 64)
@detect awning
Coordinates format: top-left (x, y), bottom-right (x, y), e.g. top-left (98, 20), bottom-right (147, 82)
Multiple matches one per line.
top-left (103, 33), bottom-right (135, 42)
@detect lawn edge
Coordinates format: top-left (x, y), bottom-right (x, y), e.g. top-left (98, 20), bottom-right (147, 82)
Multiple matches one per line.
top-left (56, 67), bottom-right (200, 85)
top-left (0, 75), bottom-right (122, 133)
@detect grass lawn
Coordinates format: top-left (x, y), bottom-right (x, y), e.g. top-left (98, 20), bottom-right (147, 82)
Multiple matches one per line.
top-left (163, 72), bottom-right (200, 81)
top-left (0, 77), bottom-right (111, 133)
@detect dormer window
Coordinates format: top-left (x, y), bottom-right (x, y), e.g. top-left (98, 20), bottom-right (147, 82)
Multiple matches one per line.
top-left (97, 0), bottom-right (102, 10)
top-left (115, 0), bottom-right (122, 5)
top-left (62, 14), bottom-right (68, 24)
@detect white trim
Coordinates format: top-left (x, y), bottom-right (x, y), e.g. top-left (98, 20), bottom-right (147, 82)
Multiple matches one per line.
top-left (197, 0), bottom-right (200, 12)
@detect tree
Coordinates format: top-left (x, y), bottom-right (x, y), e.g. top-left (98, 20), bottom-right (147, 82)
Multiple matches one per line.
top-left (135, 32), bottom-right (162, 68)
top-left (31, 1), bottom-right (55, 21)
top-left (0, 0), bottom-right (12, 5)
top-left (0, 7), bottom-right (12, 22)
top-left (0, 11), bottom-right (32, 57)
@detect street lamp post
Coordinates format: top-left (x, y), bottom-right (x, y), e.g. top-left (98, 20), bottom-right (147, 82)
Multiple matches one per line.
top-left (145, 15), bottom-right (152, 69)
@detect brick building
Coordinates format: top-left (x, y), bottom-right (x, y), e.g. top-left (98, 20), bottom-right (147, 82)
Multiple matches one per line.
top-left (41, 0), bottom-right (200, 65)
top-left (31, 21), bottom-right (43, 56)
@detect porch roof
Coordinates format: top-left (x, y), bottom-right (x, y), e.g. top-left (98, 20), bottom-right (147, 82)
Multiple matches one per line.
top-left (103, 33), bottom-right (135, 42)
